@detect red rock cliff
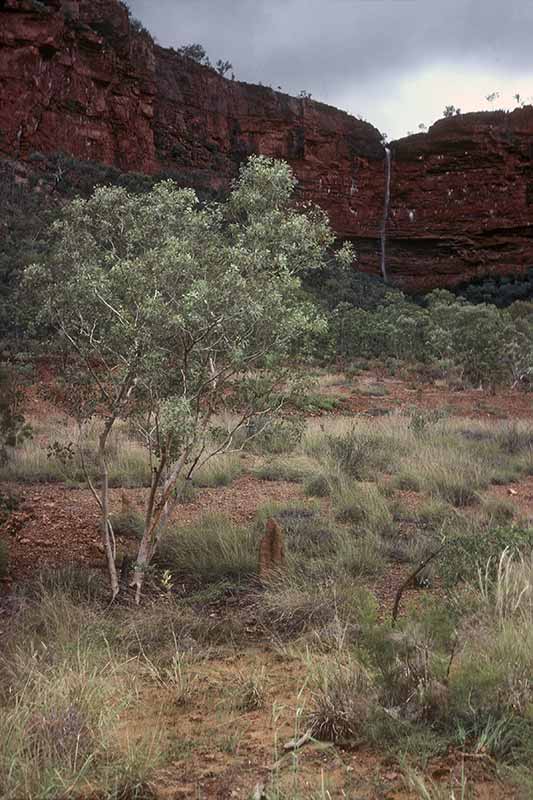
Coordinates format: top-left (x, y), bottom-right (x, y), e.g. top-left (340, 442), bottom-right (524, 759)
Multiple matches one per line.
top-left (1, 0), bottom-right (532, 291)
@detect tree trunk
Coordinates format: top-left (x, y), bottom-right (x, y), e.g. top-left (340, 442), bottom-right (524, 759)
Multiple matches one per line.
top-left (99, 436), bottom-right (119, 599)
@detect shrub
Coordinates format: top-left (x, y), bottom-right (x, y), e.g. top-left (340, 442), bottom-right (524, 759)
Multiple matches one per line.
top-left (230, 667), bottom-right (267, 711)
top-left (481, 496), bottom-right (515, 525)
top-left (335, 529), bottom-right (385, 576)
top-left (304, 470), bottom-right (333, 497)
top-left (357, 383), bottom-right (389, 397)
top-left (424, 458), bottom-right (486, 507)
top-left (439, 525), bottom-right (533, 587)
top-left (110, 506), bottom-right (144, 540)
top-left (0, 590), bottom-right (161, 798)
top-left (0, 489), bottom-right (19, 524)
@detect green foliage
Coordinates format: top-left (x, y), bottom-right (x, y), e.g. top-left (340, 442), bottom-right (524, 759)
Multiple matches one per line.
top-left (253, 457), bottom-right (312, 483)
top-left (321, 284), bottom-right (533, 389)
top-left (439, 525), bottom-right (533, 587)
top-left (24, 155), bottom-right (336, 597)
top-left (307, 659), bottom-right (376, 742)
top-left (246, 417), bottom-right (305, 455)
top-left (326, 428), bottom-right (397, 479)
top-left (0, 361), bottom-right (33, 461)
top-left (110, 507), bottom-right (144, 541)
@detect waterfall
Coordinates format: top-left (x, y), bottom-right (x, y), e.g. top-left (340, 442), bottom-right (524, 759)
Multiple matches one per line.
top-left (380, 146), bottom-right (391, 283)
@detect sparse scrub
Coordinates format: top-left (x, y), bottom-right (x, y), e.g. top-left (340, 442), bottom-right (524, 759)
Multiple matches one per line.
top-left (304, 469), bottom-right (335, 496)
top-left (325, 426), bottom-right (399, 479)
top-left (425, 462), bottom-right (484, 507)
top-left (254, 572), bottom-right (343, 638)
top-left (247, 417), bottom-right (305, 455)
top-left (356, 382), bottom-right (389, 397)
top-left (110, 505), bottom-right (144, 540)
top-left (480, 496), bottom-right (515, 525)
top-left (335, 528), bottom-right (386, 576)
top-left (0, 418), bottom-right (150, 487)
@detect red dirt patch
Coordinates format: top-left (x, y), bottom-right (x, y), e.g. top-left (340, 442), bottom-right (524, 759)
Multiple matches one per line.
top-left (0, 477), bottom-right (305, 584)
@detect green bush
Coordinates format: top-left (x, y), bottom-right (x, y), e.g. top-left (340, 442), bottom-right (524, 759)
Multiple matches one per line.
top-left (439, 525), bottom-right (533, 587)
top-left (110, 507), bottom-right (144, 540)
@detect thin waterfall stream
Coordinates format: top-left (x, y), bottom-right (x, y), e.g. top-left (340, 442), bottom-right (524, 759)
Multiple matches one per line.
top-left (380, 146), bottom-right (391, 283)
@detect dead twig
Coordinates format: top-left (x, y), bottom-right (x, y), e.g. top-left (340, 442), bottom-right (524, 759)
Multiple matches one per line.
top-left (392, 544), bottom-right (446, 626)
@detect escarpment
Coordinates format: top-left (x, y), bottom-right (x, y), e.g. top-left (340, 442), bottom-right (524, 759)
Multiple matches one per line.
top-left (2, 0), bottom-right (533, 291)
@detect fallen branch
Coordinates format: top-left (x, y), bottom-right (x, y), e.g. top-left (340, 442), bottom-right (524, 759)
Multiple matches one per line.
top-left (392, 544), bottom-right (446, 626)
top-left (283, 728), bottom-right (313, 752)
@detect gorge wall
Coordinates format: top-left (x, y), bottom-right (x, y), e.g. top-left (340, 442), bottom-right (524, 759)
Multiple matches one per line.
top-left (2, 0), bottom-right (533, 292)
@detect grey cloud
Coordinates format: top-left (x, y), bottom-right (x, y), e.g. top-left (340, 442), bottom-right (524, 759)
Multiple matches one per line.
top-left (127, 0), bottom-right (533, 137)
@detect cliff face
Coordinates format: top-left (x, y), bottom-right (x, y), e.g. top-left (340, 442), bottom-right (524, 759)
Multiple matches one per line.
top-left (1, 0), bottom-right (533, 292)
top-left (388, 111), bottom-right (533, 290)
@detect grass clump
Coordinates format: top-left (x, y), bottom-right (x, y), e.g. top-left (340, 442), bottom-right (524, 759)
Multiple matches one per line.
top-left (253, 456), bottom-right (313, 483)
top-left (424, 457), bottom-right (486, 507)
top-left (0, 587), bottom-right (161, 800)
top-left (157, 513), bottom-right (256, 583)
top-left (246, 417), bottom-right (304, 455)
top-left (333, 481), bottom-right (394, 536)
top-left (192, 453), bottom-right (243, 488)
top-left (0, 418), bottom-right (150, 487)
top-left (110, 506), bottom-right (144, 541)
top-left (230, 667), bottom-right (267, 711)
top-left (325, 427), bottom-right (397, 479)
top-left (307, 658), bottom-right (377, 743)
top-left (356, 383), bottom-right (389, 397)
top-left (304, 470), bottom-right (333, 497)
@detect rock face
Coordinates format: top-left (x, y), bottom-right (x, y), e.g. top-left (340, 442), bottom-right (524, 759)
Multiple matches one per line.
top-left (389, 111), bottom-right (533, 290)
top-left (1, 0), bottom-right (533, 292)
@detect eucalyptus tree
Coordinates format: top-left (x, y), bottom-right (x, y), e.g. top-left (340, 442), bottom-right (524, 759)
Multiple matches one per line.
top-left (24, 156), bottom-right (351, 601)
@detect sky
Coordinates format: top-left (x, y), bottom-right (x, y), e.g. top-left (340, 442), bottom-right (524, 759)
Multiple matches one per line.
top-left (127, 0), bottom-right (533, 140)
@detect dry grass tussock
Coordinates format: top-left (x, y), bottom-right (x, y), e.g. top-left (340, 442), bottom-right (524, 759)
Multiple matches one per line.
top-left (0, 585), bottom-right (163, 800)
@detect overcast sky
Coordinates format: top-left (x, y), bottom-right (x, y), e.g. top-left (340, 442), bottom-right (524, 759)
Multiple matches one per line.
top-left (127, 0), bottom-right (533, 140)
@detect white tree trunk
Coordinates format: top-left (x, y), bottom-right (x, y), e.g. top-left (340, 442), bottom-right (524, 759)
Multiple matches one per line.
top-left (99, 438), bottom-right (119, 599)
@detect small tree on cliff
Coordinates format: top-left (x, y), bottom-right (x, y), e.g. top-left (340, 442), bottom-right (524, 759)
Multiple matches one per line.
top-left (24, 156), bottom-right (347, 602)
